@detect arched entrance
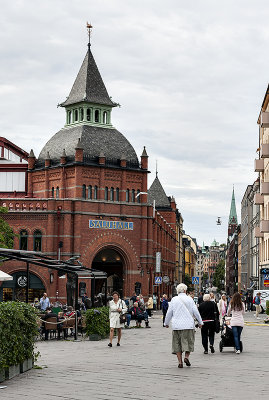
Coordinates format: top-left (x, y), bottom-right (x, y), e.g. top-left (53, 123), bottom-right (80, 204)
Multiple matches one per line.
top-left (92, 248), bottom-right (125, 297)
top-left (0, 271), bottom-right (45, 302)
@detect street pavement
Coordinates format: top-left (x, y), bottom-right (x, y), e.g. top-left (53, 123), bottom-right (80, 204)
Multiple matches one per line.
top-left (1, 310), bottom-right (269, 400)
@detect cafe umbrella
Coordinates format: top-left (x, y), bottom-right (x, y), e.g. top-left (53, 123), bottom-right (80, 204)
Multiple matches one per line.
top-left (0, 270), bottom-right (13, 281)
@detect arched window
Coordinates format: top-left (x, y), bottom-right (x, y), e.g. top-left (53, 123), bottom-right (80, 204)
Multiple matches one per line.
top-left (82, 184), bottom-right (86, 199)
top-left (51, 187), bottom-right (54, 198)
top-left (87, 108), bottom-right (91, 121)
top-left (105, 187), bottom-right (108, 201)
top-left (110, 187), bottom-right (114, 201)
top-left (88, 185), bottom-right (92, 199)
top-left (19, 230), bottom-right (28, 250)
top-left (94, 186), bottom-right (98, 199)
top-left (132, 189), bottom-right (135, 202)
top-left (67, 111), bottom-right (72, 124)
top-left (137, 189), bottom-right (141, 203)
top-left (95, 110), bottom-right (99, 123)
top-left (126, 189), bottom-right (130, 202)
top-left (74, 109), bottom-right (78, 122)
top-left (33, 230), bottom-right (42, 252)
top-left (80, 108), bottom-right (84, 121)
top-left (116, 187), bottom-right (120, 202)
top-left (56, 186), bottom-right (59, 199)
top-left (103, 111), bottom-right (107, 124)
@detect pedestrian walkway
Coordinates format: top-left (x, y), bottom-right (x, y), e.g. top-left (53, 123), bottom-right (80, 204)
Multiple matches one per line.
top-left (1, 311), bottom-right (269, 400)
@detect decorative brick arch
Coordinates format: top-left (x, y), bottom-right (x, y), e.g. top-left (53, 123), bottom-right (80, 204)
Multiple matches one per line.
top-left (1, 266), bottom-right (48, 291)
top-left (81, 231), bottom-right (140, 271)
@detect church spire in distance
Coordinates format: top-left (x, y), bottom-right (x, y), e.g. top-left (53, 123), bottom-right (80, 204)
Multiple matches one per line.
top-left (228, 186), bottom-right (238, 237)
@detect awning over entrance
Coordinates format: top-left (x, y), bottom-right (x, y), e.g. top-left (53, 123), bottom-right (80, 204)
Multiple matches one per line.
top-left (0, 248), bottom-right (107, 308)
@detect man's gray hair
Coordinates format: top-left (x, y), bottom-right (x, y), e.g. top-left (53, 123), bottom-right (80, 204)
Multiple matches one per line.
top-left (203, 293), bottom-right (211, 301)
top-left (176, 283), bottom-right (187, 294)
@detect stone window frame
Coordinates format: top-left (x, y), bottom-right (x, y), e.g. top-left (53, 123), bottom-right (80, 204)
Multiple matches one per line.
top-left (33, 229), bottom-right (42, 252)
top-left (116, 187), bottom-right (120, 202)
top-left (88, 185), bottom-right (92, 200)
top-left (110, 187), bottom-right (114, 201)
top-left (82, 184), bottom-right (86, 199)
top-left (19, 229), bottom-right (28, 251)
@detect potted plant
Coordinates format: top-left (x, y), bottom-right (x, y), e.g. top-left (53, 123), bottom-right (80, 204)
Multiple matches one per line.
top-left (85, 307), bottom-right (110, 340)
top-left (0, 302), bottom-right (39, 380)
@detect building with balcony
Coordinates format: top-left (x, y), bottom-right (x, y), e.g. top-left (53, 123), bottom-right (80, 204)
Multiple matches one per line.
top-left (255, 84), bottom-right (269, 289)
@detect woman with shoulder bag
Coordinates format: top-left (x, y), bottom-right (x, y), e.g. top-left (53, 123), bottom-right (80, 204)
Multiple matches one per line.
top-left (108, 291), bottom-right (127, 347)
top-left (227, 292), bottom-right (245, 354)
top-left (198, 294), bottom-right (219, 354)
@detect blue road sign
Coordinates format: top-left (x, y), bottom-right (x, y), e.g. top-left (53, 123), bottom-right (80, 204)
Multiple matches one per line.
top-left (155, 276), bottom-right (162, 285)
top-left (192, 277), bottom-right (199, 284)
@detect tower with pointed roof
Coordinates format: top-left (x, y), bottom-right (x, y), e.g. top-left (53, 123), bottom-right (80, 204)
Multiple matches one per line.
top-left (0, 26), bottom-right (179, 304)
top-left (228, 187), bottom-right (238, 237)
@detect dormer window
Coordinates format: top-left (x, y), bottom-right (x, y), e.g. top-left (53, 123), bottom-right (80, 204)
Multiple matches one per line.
top-left (67, 111), bottom-right (72, 124)
top-left (87, 108), bottom-right (91, 121)
top-left (103, 111), bottom-right (107, 124)
top-left (80, 108), bottom-right (84, 121)
top-left (74, 109), bottom-right (78, 122)
top-left (95, 110), bottom-right (99, 123)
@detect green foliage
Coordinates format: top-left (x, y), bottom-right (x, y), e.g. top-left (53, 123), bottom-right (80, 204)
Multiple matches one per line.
top-left (85, 307), bottom-right (110, 338)
top-left (0, 302), bottom-right (39, 369)
top-left (0, 206), bottom-right (15, 249)
top-left (212, 260), bottom-right (225, 292)
top-left (266, 300), bottom-right (269, 316)
top-left (183, 274), bottom-right (194, 291)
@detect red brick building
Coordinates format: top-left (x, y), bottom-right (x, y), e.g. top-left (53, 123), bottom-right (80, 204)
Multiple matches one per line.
top-left (0, 32), bottom-right (178, 304)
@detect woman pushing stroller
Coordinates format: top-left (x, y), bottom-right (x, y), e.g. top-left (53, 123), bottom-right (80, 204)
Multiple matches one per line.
top-left (227, 292), bottom-right (245, 354)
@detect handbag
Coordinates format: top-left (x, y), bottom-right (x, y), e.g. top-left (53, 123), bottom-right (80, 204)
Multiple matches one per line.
top-left (119, 301), bottom-right (126, 324)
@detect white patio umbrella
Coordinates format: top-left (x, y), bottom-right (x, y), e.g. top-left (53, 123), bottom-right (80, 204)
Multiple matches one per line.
top-left (0, 270), bottom-right (13, 281)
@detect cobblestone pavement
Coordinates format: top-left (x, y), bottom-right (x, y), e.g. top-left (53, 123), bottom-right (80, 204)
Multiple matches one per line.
top-left (1, 311), bottom-right (269, 400)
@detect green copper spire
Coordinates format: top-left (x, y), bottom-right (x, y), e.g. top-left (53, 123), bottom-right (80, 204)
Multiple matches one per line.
top-left (229, 187), bottom-right (238, 225)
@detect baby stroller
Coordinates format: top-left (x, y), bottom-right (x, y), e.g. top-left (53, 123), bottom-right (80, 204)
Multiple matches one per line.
top-left (219, 316), bottom-right (243, 353)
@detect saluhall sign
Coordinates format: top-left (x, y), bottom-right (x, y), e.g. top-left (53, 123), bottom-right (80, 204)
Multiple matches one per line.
top-left (89, 219), bottom-right (133, 230)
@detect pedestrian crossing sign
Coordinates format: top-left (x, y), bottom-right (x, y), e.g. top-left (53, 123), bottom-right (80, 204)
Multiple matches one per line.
top-left (155, 276), bottom-right (162, 285)
top-left (192, 277), bottom-right (199, 284)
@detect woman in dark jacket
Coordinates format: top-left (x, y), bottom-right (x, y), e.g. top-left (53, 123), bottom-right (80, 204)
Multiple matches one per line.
top-left (161, 294), bottom-right (169, 327)
top-left (198, 293), bottom-right (219, 354)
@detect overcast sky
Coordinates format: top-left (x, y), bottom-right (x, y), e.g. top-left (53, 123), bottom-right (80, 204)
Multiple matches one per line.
top-left (1, 0), bottom-right (268, 246)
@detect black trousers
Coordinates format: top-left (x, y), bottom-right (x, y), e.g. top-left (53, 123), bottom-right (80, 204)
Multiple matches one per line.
top-left (201, 321), bottom-right (215, 351)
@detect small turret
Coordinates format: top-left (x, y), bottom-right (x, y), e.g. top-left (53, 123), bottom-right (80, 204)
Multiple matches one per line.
top-left (75, 138), bottom-right (83, 162)
top-left (28, 149), bottom-right (36, 170)
top-left (60, 149), bottom-right (67, 165)
top-left (141, 146), bottom-right (148, 170)
top-left (45, 151), bottom-right (51, 168)
top-left (120, 154), bottom-right (127, 168)
top-left (99, 151), bottom-right (105, 165)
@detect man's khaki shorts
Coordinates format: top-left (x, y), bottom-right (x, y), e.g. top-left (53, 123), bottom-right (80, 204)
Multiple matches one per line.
top-left (172, 329), bottom-right (195, 354)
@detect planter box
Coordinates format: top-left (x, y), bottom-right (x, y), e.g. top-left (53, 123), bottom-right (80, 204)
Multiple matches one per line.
top-left (20, 359), bottom-right (33, 373)
top-left (0, 370), bottom-right (5, 383)
top-left (5, 364), bottom-right (20, 380)
top-left (89, 334), bottom-right (102, 341)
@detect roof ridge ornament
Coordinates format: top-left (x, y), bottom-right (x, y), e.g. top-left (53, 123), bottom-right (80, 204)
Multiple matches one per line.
top-left (86, 22), bottom-right (93, 48)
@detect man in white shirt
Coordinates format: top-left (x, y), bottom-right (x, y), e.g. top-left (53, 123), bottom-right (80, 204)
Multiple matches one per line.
top-left (165, 283), bottom-right (203, 368)
top-left (40, 292), bottom-right (50, 311)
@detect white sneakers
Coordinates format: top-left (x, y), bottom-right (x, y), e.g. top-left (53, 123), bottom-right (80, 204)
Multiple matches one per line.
top-left (235, 350), bottom-right (240, 354)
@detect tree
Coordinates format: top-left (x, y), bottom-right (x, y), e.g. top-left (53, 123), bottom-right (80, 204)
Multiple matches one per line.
top-left (0, 207), bottom-right (15, 249)
top-left (212, 259), bottom-right (225, 292)
top-left (183, 274), bottom-right (193, 291)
